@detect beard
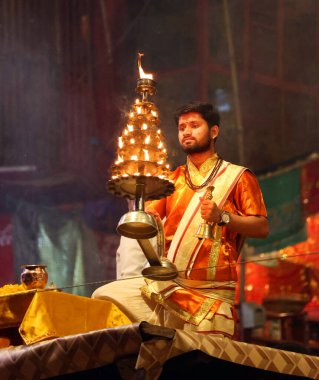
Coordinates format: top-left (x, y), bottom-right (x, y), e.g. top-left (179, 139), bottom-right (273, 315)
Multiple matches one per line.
top-left (181, 137), bottom-right (212, 154)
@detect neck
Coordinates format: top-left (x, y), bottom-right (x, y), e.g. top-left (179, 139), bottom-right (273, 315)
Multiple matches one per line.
top-left (188, 150), bottom-right (216, 169)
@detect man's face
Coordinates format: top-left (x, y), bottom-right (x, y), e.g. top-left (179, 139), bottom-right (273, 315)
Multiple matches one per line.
top-left (178, 112), bottom-right (218, 154)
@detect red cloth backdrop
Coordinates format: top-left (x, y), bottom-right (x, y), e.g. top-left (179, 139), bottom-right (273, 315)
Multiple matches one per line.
top-left (241, 156), bottom-right (319, 316)
top-left (0, 215), bottom-right (14, 286)
top-left (242, 213), bottom-right (319, 316)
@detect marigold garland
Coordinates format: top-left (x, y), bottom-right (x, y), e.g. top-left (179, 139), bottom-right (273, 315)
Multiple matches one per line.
top-left (0, 283), bottom-right (25, 295)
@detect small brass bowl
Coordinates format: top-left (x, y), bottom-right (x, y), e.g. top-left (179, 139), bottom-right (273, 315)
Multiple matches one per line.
top-left (20, 264), bottom-right (48, 290)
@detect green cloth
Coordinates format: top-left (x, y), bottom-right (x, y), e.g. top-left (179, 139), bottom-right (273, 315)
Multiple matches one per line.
top-left (247, 167), bottom-right (307, 254)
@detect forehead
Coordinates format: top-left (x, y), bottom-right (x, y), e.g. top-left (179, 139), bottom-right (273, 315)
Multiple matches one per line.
top-left (178, 112), bottom-right (205, 125)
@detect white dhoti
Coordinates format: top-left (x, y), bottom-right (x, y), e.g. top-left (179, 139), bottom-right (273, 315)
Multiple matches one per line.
top-left (92, 278), bottom-right (234, 336)
top-left (92, 277), bottom-right (185, 329)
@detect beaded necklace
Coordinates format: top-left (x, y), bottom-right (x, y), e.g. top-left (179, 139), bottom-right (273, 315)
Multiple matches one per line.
top-left (184, 157), bottom-right (223, 191)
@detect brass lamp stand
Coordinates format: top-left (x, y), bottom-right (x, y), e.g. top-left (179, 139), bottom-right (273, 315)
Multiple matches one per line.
top-left (108, 54), bottom-right (177, 280)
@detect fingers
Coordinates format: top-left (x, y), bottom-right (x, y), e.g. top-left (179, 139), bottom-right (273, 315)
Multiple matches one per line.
top-left (200, 200), bottom-right (220, 223)
top-left (200, 200), bottom-right (214, 221)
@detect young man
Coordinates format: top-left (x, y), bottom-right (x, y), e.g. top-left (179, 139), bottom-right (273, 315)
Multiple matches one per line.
top-left (93, 102), bottom-right (269, 338)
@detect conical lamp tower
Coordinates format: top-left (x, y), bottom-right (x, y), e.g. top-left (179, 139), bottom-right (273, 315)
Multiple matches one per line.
top-left (108, 53), bottom-right (175, 243)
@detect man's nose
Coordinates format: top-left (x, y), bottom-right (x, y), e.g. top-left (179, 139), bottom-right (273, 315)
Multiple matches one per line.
top-left (183, 126), bottom-right (192, 135)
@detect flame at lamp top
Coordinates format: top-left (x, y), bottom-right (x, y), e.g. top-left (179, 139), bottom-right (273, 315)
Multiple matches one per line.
top-left (136, 52), bottom-right (156, 100)
top-left (138, 52), bottom-right (153, 80)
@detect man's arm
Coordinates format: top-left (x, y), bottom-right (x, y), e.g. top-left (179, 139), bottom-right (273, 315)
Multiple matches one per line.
top-left (200, 170), bottom-right (269, 239)
top-left (219, 213), bottom-right (269, 238)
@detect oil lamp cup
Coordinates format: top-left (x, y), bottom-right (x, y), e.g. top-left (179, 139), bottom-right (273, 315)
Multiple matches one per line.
top-left (116, 181), bottom-right (158, 239)
top-left (21, 264), bottom-right (48, 290)
top-left (117, 210), bottom-right (158, 239)
top-left (136, 78), bottom-right (156, 100)
top-left (141, 258), bottom-right (178, 281)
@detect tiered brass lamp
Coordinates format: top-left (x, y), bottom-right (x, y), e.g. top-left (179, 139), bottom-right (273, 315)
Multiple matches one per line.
top-left (108, 54), bottom-right (177, 279)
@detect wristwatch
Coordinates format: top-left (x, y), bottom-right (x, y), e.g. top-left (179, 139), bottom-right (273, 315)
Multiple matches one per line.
top-left (218, 211), bottom-right (231, 226)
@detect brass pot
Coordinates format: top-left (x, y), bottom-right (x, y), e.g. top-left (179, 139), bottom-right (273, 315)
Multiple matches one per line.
top-left (20, 264), bottom-right (48, 290)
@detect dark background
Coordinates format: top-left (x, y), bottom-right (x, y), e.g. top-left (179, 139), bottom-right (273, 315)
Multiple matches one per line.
top-left (0, 0), bottom-right (317, 209)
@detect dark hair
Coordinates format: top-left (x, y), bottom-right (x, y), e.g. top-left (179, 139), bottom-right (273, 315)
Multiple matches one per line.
top-left (174, 101), bottom-right (220, 128)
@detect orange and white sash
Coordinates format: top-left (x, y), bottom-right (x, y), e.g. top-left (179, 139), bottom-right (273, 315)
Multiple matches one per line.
top-left (167, 161), bottom-right (246, 274)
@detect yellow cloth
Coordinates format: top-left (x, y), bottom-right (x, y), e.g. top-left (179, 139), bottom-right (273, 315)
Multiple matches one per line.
top-left (0, 290), bottom-right (36, 328)
top-left (19, 290), bottom-right (132, 344)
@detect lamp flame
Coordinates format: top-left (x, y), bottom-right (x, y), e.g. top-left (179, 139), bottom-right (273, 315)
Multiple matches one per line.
top-left (138, 52), bottom-right (153, 80)
top-left (143, 149), bottom-right (149, 161)
top-left (117, 154), bottom-right (123, 163)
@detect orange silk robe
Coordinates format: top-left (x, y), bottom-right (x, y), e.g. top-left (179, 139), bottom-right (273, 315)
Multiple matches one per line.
top-left (143, 163), bottom-right (267, 333)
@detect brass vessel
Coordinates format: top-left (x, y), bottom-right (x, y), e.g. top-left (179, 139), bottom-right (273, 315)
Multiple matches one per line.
top-left (20, 264), bottom-right (48, 290)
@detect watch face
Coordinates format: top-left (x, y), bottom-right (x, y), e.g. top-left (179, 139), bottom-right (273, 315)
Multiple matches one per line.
top-left (222, 212), bottom-right (230, 224)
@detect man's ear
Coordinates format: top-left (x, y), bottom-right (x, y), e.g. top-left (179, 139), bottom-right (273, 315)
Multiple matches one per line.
top-left (210, 125), bottom-right (219, 140)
